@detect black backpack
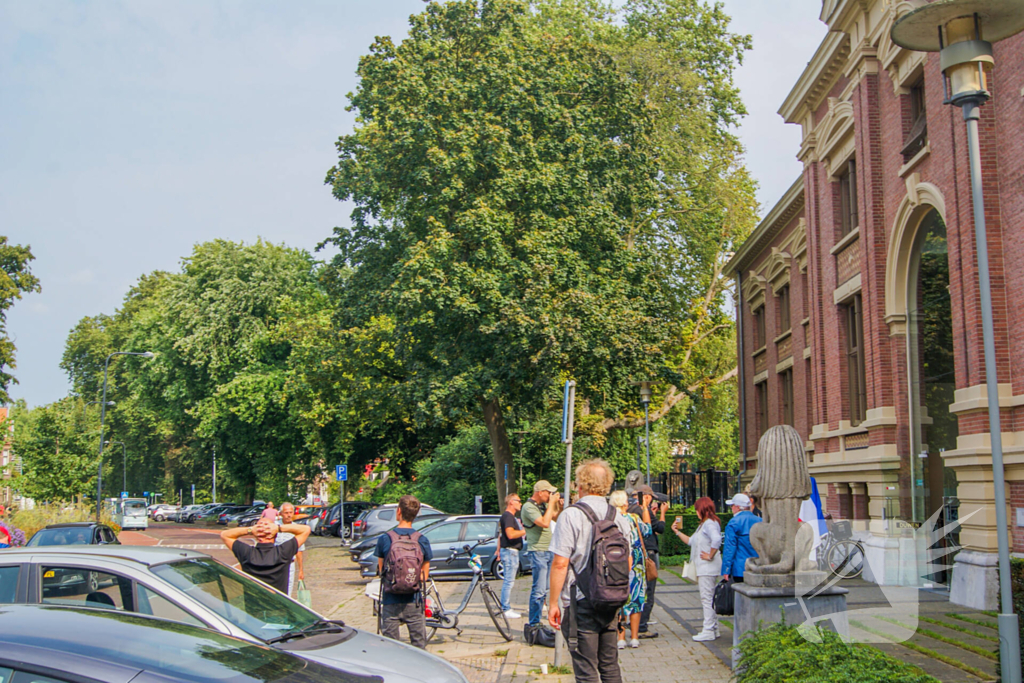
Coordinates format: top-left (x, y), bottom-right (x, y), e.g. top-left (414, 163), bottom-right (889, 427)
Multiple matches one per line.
top-left (570, 502), bottom-right (630, 610)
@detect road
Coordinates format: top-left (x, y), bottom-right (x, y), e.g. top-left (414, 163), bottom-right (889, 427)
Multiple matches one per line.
top-left (120, 520), bottom-right (245, 565)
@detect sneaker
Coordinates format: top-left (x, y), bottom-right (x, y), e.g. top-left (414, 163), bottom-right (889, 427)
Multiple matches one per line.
top-left (693, 630), bottom-right (717, 642)
top-left (630, 639), bottom-right (640, 648)
top-left (503, 610), bottom-right (521, 619)
top-left (617, 639), bottom-right (626, 650)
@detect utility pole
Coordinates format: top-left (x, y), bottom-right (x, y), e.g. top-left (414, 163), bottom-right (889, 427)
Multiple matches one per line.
top-left (212, 445), bottom-right (217, 504)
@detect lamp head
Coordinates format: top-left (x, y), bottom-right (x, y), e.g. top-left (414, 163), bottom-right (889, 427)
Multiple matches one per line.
top-left (141, 351), bottom-right (155, 359)
top-left (632, 380), bottom-right (654, 406)
top-left (891, 0), bottom-right (1024, 106)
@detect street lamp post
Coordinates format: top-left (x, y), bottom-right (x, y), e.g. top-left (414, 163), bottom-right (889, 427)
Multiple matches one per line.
top-left (634, 381), bottom-right (654, 485)
top-left (104, 441), bottom-right (127, 495)
top-left (892, 4), bottom-right (1024, 681)
top-left (95, 351), bottom-right (154, 523)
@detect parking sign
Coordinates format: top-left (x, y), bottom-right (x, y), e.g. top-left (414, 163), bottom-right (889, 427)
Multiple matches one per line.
top-left (335, 465), bottom-right (347, 481)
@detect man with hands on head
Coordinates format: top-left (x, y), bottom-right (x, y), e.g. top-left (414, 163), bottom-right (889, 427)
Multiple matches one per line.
top-left (221, 516), bottom-right (311, 595)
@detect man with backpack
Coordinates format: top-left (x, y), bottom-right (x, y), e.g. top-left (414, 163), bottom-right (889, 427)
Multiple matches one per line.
top-left (549, 459), bottom-right (632, 683)
top-left (375, 495), bottom-right (433, 649)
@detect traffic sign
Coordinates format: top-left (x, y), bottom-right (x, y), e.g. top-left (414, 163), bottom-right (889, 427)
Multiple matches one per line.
top-left (144, 491), bottom-right (149, 497)
top-left (335, 465), bottom-right (348, 482)
top-left (121, 492), bottom-right (128, 498)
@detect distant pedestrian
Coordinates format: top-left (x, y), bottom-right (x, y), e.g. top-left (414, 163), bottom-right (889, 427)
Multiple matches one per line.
top-left (261, 502), bottom-right (277, 522)
top-left (522, 480), bottom-right (561, 634)
top-left (499, 492), bottom-right (525, 619)
top-left (610, 490), bottom-right (649, 650)
top-left (550, 459), bottom-right (632, 683)
top-left (220, 518), bottom-right (311, 594)
top-left (628, 484), bottom-right (666, 638)
top-left (276, 502), bottom-right (306, 597)
top-left (671, 496), bottom-right (722, 640)
top-left (721, 493), bottom-right (760, 583)
top-left (376, 495), bottom-right (432, 649)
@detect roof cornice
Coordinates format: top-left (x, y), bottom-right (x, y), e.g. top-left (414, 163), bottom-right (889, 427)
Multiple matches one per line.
top-left (724, 177), bottom-right (805, 278)
top-left (778, 32), bottom-right (851, 124)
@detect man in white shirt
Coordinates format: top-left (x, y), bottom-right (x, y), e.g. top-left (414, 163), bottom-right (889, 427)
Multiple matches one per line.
top-left (549, 459), bottom-right (631, 683)
top-left (275, 502), bottom-right (306, 597)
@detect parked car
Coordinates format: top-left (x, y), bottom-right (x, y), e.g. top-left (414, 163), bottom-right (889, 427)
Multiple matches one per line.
top-left (149, 504), bottom-right (180, 521)
top-left (191, 503), bottom-right (239, 523)
top-left (181, 503), bottom-right (220, 523)
top-left (349, 502), bottom-right (442, 543)
top-left (216, 505), bottom-right (254, 525)
top-left (170, 504), bottom-right (202, 522)
top-left (321, 501), bottom-right (376, 538)
top-left (0, 546), bottom-right (467, 683)
top-left (357, 515), bottom-right (531, 580)
top-left (0, 604), bottom-right (384, 683)
top-left (26, 522), bottom-right (120, 547)
top-left (348, 512), bottom-right (448, 561)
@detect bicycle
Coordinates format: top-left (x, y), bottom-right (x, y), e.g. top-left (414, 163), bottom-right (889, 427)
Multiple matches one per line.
top-left (816, 515), bottom-right (865, 579)
top-left (375, 538), bottom-right (513, 642)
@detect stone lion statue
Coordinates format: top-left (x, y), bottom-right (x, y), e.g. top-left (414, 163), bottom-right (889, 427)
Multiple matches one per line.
top-left (746, 425), bottom-right (817, 576)
top-left (624, 470), bottom-right (644, 496)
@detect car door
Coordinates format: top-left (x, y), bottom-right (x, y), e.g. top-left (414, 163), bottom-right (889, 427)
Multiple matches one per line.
top-left (0, 564), bottom-right (24, 604)
top-left (419, 522), bottom-right (465, 576)
top-left (462, 519), bottom-right (500, 575)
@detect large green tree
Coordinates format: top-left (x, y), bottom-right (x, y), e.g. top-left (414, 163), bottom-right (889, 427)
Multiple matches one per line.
top-left (0, 238), bottom-right (42, 403)
top-left (12, 398), bottom-right (98, 502)
top-left (325, 0), bottom-right (671, 497)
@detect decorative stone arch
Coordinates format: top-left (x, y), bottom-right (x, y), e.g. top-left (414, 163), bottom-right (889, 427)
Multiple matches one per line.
top-left (765, 248), bottom-right (793, 292)
top-left (884, 174), bottom-right (947, 335)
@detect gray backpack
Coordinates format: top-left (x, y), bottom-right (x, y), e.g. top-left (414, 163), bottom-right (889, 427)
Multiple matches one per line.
top-left (382, 530), bottom-right (424, 594)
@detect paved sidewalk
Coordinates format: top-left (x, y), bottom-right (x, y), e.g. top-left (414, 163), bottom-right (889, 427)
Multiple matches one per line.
top-left (302, 542), bottom-right (731, 683)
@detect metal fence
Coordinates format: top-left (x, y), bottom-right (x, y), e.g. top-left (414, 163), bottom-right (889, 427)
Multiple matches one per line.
top-left (614, 470), bottom-right (732, 511)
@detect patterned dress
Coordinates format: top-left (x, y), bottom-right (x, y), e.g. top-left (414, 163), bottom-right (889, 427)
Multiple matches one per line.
top-left (621, 511), bottom-right (651, 616)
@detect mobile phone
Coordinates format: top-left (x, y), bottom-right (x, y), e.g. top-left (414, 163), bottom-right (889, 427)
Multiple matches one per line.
top-left (675, 516), bottom-right (682, 526)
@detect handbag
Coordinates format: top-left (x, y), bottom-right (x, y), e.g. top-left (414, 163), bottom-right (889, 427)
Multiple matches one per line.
top-left (524, 623), bottom-right (557, 648)
top-left (296, 580), bottom-right (312, 608)
top-left (682, 560), bottom-right (697, 582)
top-left (713, 578), bottom-right (734, 616)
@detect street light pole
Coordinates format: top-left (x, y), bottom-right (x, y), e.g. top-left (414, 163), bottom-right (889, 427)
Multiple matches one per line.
top-left (104, 441), bottom-right (127, 494)
top-left (212, 445), bottom-right (217, 504)
top-left (891, 5), bottom-right (1024, 681)
top-left (634, 381), bottom-right (653, 486)
top-left (95, 351), bottom-right (154, 524)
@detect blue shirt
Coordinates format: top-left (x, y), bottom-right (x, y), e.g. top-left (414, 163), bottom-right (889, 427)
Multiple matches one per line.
top-left (721, 510), bottom-right (760, 578)
top-left (375, 527), bottom-right (433, 605)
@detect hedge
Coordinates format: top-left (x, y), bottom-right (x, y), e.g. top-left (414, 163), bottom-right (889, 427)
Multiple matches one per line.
top-left (735, 620), bottom-right (937, 683)
top-left (657, 508), bottom-right (733, 557)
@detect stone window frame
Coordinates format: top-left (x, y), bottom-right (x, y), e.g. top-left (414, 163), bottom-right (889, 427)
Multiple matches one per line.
top-left (844, 293), bottom-right (867, 427)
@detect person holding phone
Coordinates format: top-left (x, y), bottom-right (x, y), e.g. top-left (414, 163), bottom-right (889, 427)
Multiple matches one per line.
top-left (628, 484), bottom-right (667, 638)
top-left (671, 496), bottom-right (722, 640)
top-left (521, 480), bottom-right (561, 636)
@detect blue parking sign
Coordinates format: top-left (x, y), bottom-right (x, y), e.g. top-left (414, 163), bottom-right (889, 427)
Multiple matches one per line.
top-left (335, 465), bottom-right (347, 481)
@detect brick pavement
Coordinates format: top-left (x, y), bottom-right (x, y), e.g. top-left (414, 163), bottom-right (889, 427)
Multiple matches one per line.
top-left (301, 541), bottom-right (731, 683)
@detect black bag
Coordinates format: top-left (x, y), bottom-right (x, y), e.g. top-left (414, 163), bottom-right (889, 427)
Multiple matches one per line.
top-left (524, 623), bottom-right (556, 648)
top-left (713, 578), bottom-right (735, 616)
top-left (571, 502), bottom-right (630, 610)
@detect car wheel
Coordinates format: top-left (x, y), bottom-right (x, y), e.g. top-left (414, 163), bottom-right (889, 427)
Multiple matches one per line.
top-left (492, 558), bottom-right (503, 580)
top-left (155, 515), bottom-right (164, 522)
top-left (87, 572), bottom-right (99, 593)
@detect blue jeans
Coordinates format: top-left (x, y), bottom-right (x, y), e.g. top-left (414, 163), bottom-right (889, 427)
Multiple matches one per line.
top-left (528, 550), bottom-right (553, 626)
top-left (499, 547), bottom-right (519, 612)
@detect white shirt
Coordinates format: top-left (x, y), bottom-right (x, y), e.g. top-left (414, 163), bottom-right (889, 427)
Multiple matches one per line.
top-left (549, 495), bottom-right (633, 608)
top-left (688, 519), bottom-right (723, 577)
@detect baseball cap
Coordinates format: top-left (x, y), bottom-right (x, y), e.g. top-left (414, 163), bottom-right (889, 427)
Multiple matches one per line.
top-left (726, 493), bottom-right (752, 508)
top-left (533, 480), bottom-right (558, 494)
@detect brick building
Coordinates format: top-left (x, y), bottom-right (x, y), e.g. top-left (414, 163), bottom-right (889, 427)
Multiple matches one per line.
top-left (724, 0), bottom-right (1024, 609)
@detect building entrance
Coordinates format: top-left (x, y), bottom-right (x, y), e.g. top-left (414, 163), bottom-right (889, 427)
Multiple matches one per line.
top-left (906, 209), bottom-right (959, 528)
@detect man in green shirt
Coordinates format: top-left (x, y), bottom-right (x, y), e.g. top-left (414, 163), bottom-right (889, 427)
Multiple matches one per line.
top-left (522, 479), bottom-right (561, 632)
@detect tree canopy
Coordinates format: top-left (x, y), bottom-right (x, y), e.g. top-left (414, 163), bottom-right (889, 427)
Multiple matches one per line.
top-left (0, 237), bottom-right (42, 404)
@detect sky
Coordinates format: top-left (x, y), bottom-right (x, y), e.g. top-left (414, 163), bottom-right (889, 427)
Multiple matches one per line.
top-left (2, 1), bottom-right (827, 408)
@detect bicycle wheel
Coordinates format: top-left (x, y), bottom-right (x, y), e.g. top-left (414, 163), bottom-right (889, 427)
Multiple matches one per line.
top-left (827, 539), bottom-right (865, 579)
top-left (423, 582), bottom-right (442, 643)
top-left (480, 582), bottom-right (512, 641)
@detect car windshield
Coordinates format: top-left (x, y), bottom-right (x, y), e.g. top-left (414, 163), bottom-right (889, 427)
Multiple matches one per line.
top-left (125, 501), bottom-right (147, 513)
top-left (150, 559), bottom-right (321, 640)
top-left (26, 528), bottom-right (91, 546)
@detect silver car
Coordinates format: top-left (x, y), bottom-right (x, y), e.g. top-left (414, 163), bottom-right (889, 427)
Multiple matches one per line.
top-left (0, 546), bottom-right (466, 683)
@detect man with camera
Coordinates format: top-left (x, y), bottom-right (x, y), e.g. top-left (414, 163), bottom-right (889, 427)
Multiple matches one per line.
top-left (628, 484), bottom-right (668, 638)
top-left (522, 480), bottom-right (561, 638)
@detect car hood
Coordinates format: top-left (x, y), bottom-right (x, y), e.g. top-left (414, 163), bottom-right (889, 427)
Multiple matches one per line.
top-left (296, 628), bottom-right (467, 683)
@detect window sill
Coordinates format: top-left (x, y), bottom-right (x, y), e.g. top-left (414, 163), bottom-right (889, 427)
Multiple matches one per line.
top-left (801, 317), bottom-right (810, 327)
top-left (899, 143), bottom-right (930, 178)
top-left (773, 329), bottom-right (792, 345)
top-left (830, 227), bottom-right (860, 256)
top-left (752, 345), bottom-right (766, 357)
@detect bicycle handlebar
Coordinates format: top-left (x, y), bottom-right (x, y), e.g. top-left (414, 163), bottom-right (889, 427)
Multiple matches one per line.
top-left (445, 537), bottom-right (494, 565)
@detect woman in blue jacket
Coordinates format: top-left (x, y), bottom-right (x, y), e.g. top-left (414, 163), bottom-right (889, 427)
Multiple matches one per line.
top-left (721, 493), bottom-right (760, 582)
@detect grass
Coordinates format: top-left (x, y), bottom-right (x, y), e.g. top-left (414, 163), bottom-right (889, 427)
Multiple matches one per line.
top-left (981, 610), bottom-right (998, 618)
top-left (850, 619), bottom-right (991, 681)
top-left (718, 618), bottom-right (733, 630)
top-left (875, 615), bottom-right (997, 661)
top-left (946, 613), bottom-right (999, 631)
top-left (528, 665), bottom-right (573, 675)
top-left (493, 649), bottom-right (508, 657)
top-left (919, 616), bottom-right (999, 643)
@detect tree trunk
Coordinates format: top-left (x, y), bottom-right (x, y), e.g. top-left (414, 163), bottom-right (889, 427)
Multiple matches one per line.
top-left (482, 397), bottom-right (514, 508)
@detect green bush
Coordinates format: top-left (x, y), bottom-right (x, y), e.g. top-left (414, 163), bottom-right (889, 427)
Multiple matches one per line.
top-left (736, 620), bottom-right (937, 683)
top-left (658, 509), bottom-right (733, 556)
top-left (1006, 558), bottom-right (1024, 679)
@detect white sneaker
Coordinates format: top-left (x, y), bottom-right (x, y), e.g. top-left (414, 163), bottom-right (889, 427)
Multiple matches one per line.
top-left (693, 630), bottom-right (717, 642)
top-left (630, 639), bottom-right (640, 648)
top-left (617, 639), bottom-right (626, 650)
top-left (503, 610), bottom-right (521, 619)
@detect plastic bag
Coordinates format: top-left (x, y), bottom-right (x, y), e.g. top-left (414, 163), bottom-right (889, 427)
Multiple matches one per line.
top-left (296, 580), bottom-right (312, 608)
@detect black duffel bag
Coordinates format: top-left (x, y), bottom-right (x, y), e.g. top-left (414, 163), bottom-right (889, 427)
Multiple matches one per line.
top-left (713, 578), bottom-right (735, 616)
top-left (524, 623), bottom-right (557, 648)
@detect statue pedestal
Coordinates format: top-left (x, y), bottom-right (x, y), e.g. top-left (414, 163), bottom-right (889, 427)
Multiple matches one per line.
top-left (731, 578), bottom-right (849, 670)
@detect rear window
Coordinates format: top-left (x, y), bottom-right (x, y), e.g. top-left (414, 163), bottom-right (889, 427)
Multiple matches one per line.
top-left (0, 567), bottom-right (19, 603)
top-left (377, 510), bottom-right (394, 522)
